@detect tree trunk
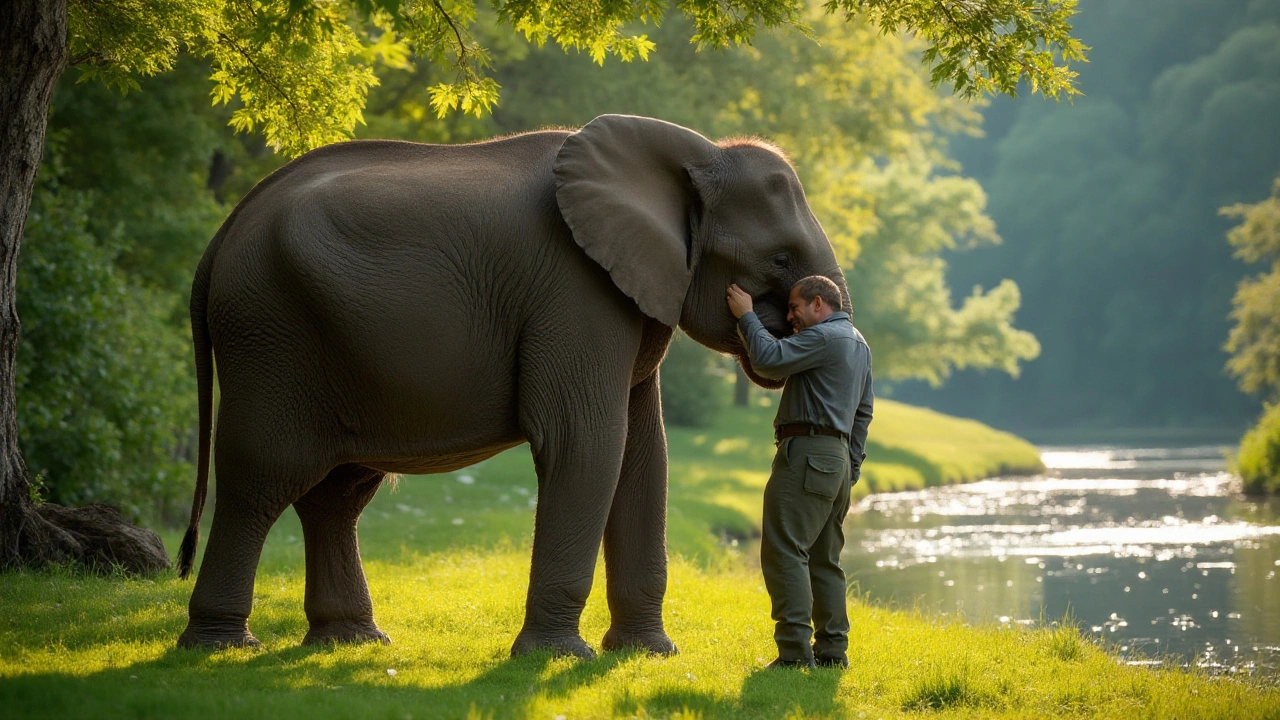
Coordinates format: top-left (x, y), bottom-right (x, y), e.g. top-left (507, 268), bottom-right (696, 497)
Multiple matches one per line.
top-left (734, 364), bottom-right (750, 407)
top-left (0, 0), bottom-right (168, 574)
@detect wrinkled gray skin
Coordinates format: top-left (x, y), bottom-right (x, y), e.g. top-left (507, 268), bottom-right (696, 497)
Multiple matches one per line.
top-left (176, 115), bottom-right (849, 657)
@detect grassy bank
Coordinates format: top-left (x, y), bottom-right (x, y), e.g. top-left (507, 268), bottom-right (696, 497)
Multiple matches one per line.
top-left (664, 398), bottom-right (1044, 556)
top-left (5, 402), bottom-right (1276, 719)
top-left (1237, 402), bottom-right (1280, 495)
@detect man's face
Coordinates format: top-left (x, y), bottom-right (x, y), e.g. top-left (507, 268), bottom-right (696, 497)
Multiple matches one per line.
top-left (786, 287), bottom-right (823, 333)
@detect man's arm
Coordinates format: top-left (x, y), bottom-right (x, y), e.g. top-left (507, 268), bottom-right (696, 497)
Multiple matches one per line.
top-left (849, 366), bottom-right (874, 475)
top-left (737, 312), bottom-right (829, 379)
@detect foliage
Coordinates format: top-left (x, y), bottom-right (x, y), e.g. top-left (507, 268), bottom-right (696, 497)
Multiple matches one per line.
top-left (64, 0), bottom-right (1084, 160)
top-left (826, 0), bottom-right (1086, 99)
top-left (1224, 175), bottom-right (1280, 399)
top-left (659, 331), bottom-right (729, 427)
top-left (899, 0), bottom-right (1280, 430)
top-left (1236, 402), bottom-right (1280, 494)
top-left (845, 155), bottom-right (1039, 385)
top-left (16, 164), bottom-right (195, 525)
top-left (48, 57), bottom-right (233, 297)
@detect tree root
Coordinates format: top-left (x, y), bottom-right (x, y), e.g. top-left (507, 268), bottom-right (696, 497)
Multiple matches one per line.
top-left (13, 503), bottom-right (169, 575)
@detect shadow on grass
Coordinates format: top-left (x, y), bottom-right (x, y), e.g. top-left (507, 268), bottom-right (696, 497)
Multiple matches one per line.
top-left (0, 642), bottom-right (844, 720)
top-left (611, 665), bottom-right (843, 718)
top-left (2, 644), bottom-right (627, 718)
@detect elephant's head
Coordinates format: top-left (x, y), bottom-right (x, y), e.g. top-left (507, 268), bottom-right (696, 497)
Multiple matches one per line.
top-left (554, 114), bottom-right (850, 388)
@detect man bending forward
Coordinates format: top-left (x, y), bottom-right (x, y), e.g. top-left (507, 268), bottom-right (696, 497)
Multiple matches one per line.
top-left (727, 275), bottom-right (874, 669)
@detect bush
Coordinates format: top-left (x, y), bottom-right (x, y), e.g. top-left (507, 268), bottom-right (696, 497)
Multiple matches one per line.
top-left (659, 332), bottom-right (727, 427)
top-left (17, 180), bottom-right (196, 524)
top-left (1236, 402), bottom-right (1280, 495)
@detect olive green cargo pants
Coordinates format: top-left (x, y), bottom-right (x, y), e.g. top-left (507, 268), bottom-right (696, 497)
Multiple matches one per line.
top-left (761, 434), bottom-right (854, 663)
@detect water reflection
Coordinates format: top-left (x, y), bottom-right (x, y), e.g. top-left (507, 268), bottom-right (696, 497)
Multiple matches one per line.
top-left (843, 445), bottom-right (1280, 677)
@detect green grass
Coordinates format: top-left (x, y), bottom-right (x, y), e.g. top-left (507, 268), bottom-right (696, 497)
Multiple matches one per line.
top-left (3, 401), bottom-right (1275, 719)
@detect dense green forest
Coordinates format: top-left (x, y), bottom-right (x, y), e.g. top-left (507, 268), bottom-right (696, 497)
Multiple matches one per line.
top-left (896, 0), bottom-right (1280, 436)
top-left (21, 8), bottom-right (1047, 522)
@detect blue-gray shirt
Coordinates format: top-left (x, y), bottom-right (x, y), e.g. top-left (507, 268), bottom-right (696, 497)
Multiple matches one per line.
top-left (737, 310), bottom-right (874, 469)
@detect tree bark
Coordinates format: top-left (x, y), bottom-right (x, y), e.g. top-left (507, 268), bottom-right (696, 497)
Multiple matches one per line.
top-left (0, 0), bottom-right (168, 574)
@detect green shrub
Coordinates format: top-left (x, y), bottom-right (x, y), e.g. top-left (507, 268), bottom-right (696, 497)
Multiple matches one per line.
top-left (659, 332), bottom-right (727, 427)
top-left (1237, 402), bottom-right (1280, 495)
top-left (16, 180), bottom-right (196, 524)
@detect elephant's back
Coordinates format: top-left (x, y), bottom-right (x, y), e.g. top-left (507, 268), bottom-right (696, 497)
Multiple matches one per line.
top-left (210, 130), bottom-right (577, 307)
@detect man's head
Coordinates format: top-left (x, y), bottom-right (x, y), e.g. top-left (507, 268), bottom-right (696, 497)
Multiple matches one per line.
top-left (787, 276), bottom-right (842, 333)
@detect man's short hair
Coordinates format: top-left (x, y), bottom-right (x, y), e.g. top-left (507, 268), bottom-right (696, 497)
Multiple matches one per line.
top-left (793, 276), bottom-right (843, 310)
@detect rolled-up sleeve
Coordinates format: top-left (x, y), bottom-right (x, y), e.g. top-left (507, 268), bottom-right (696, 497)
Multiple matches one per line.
top-left (737, 312), bottom-right (828, 379)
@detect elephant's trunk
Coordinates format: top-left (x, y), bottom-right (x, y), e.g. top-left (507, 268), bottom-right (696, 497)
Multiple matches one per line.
top-left (737, 352), bottom-right (786, 390)
top-left (830, 267), bottom-right (853, 315)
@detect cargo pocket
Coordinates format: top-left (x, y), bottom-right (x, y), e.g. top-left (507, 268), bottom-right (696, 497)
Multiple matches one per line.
top-left (803, 454), bottom-right (845, 499)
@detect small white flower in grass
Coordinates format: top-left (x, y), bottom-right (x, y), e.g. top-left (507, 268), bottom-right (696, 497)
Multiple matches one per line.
top-left (452, 518), bottom-right (464, 526)
top-left (386, 668), bottom-right (397, 677)
top-left (457, 475), bottom-right (475, 485)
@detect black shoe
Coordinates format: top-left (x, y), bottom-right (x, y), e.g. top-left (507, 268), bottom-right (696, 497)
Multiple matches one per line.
top-left (814, 654), bottom-right (849, 668)
top-left (766, 657), bottom-right (816, 670)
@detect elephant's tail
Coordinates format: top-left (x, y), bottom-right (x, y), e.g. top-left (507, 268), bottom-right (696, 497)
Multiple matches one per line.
top-left (178, 220), bottom-right (230, 580)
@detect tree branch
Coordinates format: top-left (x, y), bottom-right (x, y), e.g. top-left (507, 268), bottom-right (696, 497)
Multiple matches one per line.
top-left (215, 31), bottom-right (306, 144)
top-left (428, 0), bottom-right (469, 68)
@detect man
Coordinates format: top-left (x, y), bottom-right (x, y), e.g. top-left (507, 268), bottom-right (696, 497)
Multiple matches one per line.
top-left (726, 275), bottom-right (873, 670)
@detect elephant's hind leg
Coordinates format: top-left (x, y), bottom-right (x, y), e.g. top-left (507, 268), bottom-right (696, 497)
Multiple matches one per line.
top-left (295, 464), bottom-right (390, 646)
top-left (179, 455), bottom-right (312, 649)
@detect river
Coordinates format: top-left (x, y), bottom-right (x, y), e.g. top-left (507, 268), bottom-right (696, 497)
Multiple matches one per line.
top-left (842, 446), bottom-right (1280, 676)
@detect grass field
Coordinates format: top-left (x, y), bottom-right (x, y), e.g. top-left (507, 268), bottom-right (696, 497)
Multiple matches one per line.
top-left (3, 400), bottom-right (1277, 718)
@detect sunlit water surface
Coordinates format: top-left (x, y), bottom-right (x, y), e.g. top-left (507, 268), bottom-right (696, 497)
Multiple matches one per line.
top-left (843, 446), bottom-right (1280, 676)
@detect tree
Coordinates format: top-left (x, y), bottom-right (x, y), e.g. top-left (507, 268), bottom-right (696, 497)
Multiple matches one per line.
top-left (1223, 175), bottom-right (1280, 494)
top-left (0, 0), bottom-right (1083, 571)
top-left (1224, 176), bottom-right (1280, 401)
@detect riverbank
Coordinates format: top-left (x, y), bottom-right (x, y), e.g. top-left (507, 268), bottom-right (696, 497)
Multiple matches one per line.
top-left (6, 402), bottom-right (1277, 718)
top-left (663, 399), bottom-right (1044, 556)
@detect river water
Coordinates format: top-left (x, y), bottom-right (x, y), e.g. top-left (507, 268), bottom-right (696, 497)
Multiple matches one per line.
top-left (842, 446), bottom-right (1280, 676)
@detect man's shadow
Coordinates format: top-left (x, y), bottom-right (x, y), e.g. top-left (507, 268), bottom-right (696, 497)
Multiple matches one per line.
top-left (608, 664), bottom-right (843, 717)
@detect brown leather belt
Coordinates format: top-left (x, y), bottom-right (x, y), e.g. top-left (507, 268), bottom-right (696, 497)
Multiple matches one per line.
top-left (775, 423), bottom-right (848, 442)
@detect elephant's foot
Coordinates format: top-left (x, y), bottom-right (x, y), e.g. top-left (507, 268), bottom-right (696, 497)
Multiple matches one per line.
top-left (510, 630), bottom-right (596, 659)
top-left (302, 621), bottom-right (391, 646)
top-left (177, 621), bottom-right (262, 650)
top-left (601, 626), bottom-right (678, 655)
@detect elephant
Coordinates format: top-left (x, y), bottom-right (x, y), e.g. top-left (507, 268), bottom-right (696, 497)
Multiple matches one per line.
top-left (175, 114), bottom-right (851, 658)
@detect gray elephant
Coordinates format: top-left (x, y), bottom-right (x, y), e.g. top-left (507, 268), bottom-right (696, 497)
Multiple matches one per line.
top-left (176, 114), bottom-right (850, 657)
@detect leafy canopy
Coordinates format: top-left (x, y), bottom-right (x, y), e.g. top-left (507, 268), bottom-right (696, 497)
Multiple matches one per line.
top-left (67, 0), bottom-right (1084, 156)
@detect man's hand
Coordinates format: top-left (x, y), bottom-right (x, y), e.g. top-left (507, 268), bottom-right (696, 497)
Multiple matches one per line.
top-left (726, 284), bottom-right (754, 319)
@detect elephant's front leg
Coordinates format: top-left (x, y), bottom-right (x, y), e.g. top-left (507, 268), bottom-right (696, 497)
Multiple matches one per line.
top-left (511, 395), bottom-right (629, 659)
top-left (601, 372), bottom-right (677, 655)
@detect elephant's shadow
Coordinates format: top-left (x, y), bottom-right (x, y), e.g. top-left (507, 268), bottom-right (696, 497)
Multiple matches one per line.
top-left (1, 644), bottom-right (843, 718)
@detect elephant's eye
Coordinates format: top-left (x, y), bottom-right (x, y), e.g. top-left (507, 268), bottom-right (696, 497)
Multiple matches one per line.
top-left (772, 254), bottom-right (790, 269)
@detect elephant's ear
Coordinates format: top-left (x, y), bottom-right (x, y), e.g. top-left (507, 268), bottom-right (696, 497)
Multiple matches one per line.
top-left (554, 114), bottom-right (719, 327)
